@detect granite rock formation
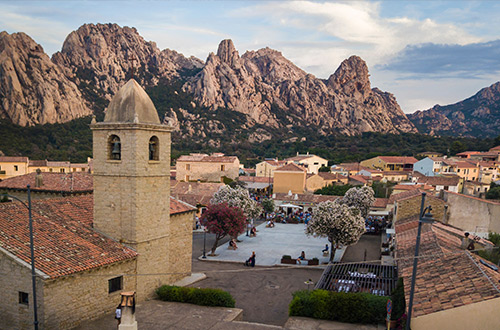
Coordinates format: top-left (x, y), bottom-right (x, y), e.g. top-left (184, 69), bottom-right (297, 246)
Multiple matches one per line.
top-left (52, 23), bottom-right (203, 98)
top-left (408, 82), bottom-right (500, 138)
top-left (183, 39), bottom-right (417, 135)
top-left (0, 31), bottom-right (91, 126)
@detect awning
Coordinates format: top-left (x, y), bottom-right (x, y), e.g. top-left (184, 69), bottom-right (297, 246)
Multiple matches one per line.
top-left (368, 210), bottom-right (390, 216)
top-left (279, 203), bottom-right (303, 209)
top-left (244, 182), bottom-right (270, 189)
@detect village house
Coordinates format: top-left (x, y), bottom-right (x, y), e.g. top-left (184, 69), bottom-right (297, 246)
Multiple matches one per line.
top-left (463, 180), bottom-right (491, 198)
top-left (273, 163), bottom-right (307, 194)
top-left (416, 151), bottom-right (443, 158)
top-left (412, 157), bottom-right (445, 177)
top-left (417, 175), bottom-right (461, 193)
top-left (360, 156), bottom-right (418, 172)
top-left (255, 159), bottom-right (287, 178)
top-left (285, 152), bottom-right (328, 174)
top-left (0, 79), bottom-right (195, 329)
top-left (305, 172), bottom-right (348, 192)
top-left (176, 153), bottom-right (240, 182)
top-left (331, 162), bottom-right (365, 176)
top-left (0, 156), bottom-right (29, 179)
top-left (237, 175), bottom-right (273, 195)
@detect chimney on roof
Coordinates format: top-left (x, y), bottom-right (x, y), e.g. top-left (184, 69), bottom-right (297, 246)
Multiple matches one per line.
top-left (34, 169), bottom-right (43, 187)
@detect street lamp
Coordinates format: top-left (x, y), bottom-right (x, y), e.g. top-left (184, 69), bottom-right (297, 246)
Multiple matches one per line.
top-left (406, 192), bottom-right (434, 330)
top-left (202, 227), bottom-right (207, 259)
top-left (1, 185), bottom-right (38, 330)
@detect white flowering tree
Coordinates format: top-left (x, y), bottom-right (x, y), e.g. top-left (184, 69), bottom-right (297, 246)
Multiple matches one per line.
top-left (338, 186), bottom-right (375, 218)
top-left (306, 201), bottom-right (365, 262)
top-left (211, 185), bottom-right (262, 221)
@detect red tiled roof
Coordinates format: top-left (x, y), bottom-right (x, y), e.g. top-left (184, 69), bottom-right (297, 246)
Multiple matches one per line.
top-left (395, 215), bottom-right (500, 318)
top-left (378, 156), bottom-right (418, 164)
top-left (388, 189), bottom-right (423, 204)
top-left (318, 172), bottom-right (345, 180)
top-left (373, 198), bottom-right (388, 208)
top-left (263, 160), bottom-right (287, 167)
top-left (275, 163), bottom-right (306, 172)
top-left (489, 145), bottom-right (500, 152)
top-left (29, 160), bottom-right (48, 167)
top-left (238, 176), bottom-right (273, 183)
top-left (348, 175), bottom-right (368, 184)
top-left (170, 180), bottom-right (223, 195)
top-left (0, 172), bottom-right (93, 193)
top-left (177, 154), bottom-right (237, 163)
top-left (456, 151), bottom-right (481, 156)
top-left (170, 197), bottom-right (196, 215)
top-left (418, 175), bottom-right (461, 187)
top-left (0, 196), bottom-right (137, 279)
top-left (285, 155), bottom-right (315, 161)
top-left (0, 156), bottom-right (28, 162)
top-left (455, 161), bottom-right (477, 168)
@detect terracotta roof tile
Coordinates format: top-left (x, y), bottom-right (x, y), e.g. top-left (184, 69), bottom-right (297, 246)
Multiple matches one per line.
top-left (0, 172), bottom-right (93, 193)
top-left (388, 189), bottom-right (423, 204)
top-left (378, 156), bottom-right (418, 164)
top-left (275, 163), bottom-right (306, 172)
top-left (177, 154), bottom-right (237, 163)
top-left (263, 160), bottom-right (287, 167)
top-left (238, 176), bottom-right (273, 183)
top-left (0, 196), bottom-right (137, 279)
top-left (418, 175), bottom-right (461, 187)
top-left (0, 156), bottom-right (29, 162)
top-left (395, 215), bottom-right (500, 318)
top-left (170, 197), bottom-right (196, 215)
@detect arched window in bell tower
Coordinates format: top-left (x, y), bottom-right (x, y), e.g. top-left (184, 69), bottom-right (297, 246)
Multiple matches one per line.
top-left (149, 136), bottom-right (159, 161)
top-left (108, 135), bottom-right (121, 160)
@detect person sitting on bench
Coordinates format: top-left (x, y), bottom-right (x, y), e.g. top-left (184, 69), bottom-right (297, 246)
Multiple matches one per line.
top-left (229, 239), bottom-right (238, 250)
top-left (322, 244), bottom-right (329, 253)
top-left (297, 251), bottom-right (306, 264)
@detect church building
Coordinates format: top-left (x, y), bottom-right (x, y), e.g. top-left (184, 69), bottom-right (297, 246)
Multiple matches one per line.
top-left (0, 80), bottom-right (195, 329)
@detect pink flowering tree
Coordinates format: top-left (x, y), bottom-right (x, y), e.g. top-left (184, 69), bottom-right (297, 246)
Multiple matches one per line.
top-left (306, 201), bottom-right (365, 262)
top-left (338, 186), bottom-right (375, 218)
top-left (201, 203), bottom-right (246, 255)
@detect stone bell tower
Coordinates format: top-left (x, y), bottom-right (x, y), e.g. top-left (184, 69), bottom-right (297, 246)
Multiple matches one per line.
top-left (91, 79), bottom-right (173, 299)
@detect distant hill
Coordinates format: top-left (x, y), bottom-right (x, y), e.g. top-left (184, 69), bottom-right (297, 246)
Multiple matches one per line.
top-left (408, 82), bottom-right (500, 138)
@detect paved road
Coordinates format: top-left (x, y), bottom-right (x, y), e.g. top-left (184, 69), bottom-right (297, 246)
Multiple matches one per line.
top-left (191, 230), bottom-right (382, 326)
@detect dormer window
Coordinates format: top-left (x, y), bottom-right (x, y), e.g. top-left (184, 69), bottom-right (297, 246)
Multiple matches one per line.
top-left (108, 135), bottom-right (121, 160)
top-left (149, 136), bottom-right (159, 161)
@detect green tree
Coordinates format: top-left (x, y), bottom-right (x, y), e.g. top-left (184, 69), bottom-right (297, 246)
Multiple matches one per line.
top-left (486, 182), bottom-right (500, 200)
top-left (314, 184), bottom-right (354, 196)
top-left (261, 198), bottom-right (275, 214)
top-left (318, 165), bottom-right (331, 172)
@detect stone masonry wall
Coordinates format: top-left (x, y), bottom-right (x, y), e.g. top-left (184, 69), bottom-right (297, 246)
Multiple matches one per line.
top-left (176, 160), bottom-right (239, 182)
top-left (0, 252), bottom-right (44, 330)
top-left (443, 191), bottom-right (500, 237)
top-left (395, 194), bottom-right (446, 223)
top-left (43, 260), bottom-right (136, 330)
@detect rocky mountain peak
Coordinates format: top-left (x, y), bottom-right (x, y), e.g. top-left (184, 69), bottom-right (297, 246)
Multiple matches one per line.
top-left (0, 31), bottom-right (91, 126)
top-left (328, 55), bottom-right (370, 94)
top-left (216, 39), bottom-right (239, 64)
top-left (52, 23), bottom-right (202, 98)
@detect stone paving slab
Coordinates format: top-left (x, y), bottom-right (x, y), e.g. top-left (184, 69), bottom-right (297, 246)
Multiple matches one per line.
top-left (200, 222), bottom-right (345, 266)
top-left (284, 317), bottom-right (385, 329)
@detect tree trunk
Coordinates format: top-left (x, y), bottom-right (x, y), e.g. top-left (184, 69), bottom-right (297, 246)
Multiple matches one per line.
top-left (330, 241), bottom-right (336, 262)
top-left (210, 237), bottom-right (220, 255)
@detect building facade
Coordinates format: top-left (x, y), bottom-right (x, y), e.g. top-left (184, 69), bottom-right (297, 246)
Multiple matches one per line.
top-left (176, 153), bottom-right (240, 182)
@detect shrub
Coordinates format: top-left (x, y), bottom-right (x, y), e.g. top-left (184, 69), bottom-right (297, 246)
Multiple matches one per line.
top-left (156, 285), bottom-right (235, 307)
top-left (282, 255), bottom-right (292, 259)
top-left (390, 278), bottom-right (406, 321)
top-left (289, 289), bottom-right (389, 324)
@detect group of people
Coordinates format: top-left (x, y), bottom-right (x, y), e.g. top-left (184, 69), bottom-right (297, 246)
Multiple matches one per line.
top-left (274, 210), bottom-right (313, 224)
top-left (365, 216), bottom-right (388, 234)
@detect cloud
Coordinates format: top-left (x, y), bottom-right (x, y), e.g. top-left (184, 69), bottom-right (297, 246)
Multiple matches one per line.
top-left (233, 0), bottom-right (482, 77)
top-left (379, 40), bottom-right (500, 78)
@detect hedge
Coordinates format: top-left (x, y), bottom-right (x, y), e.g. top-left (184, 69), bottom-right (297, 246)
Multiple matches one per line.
top-left (156, 285), bottom-right (235, 308)
top-left (289, 289), bottom-right (389, 324)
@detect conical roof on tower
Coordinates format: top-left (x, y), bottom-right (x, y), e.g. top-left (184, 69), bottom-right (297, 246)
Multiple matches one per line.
top-left (104, 79), bottom-right (160, 124)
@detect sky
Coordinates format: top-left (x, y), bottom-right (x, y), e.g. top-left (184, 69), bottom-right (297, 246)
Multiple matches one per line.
top-left (1, 0), bottom-right (500, 113)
